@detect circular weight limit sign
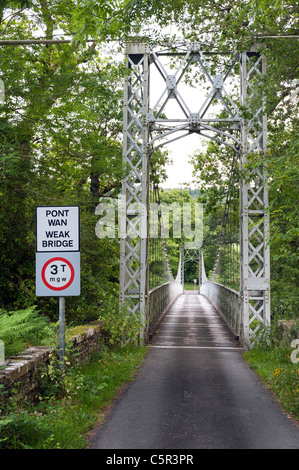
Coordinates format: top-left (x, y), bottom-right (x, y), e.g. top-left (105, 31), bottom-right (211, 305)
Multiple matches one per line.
top-left (41, 257), bottom-right (75, 291)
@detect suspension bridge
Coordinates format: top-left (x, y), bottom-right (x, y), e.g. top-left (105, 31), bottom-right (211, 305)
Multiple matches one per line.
top-left (119, 40), bottom-right (270, 350)
top-left (90, 40), bottom-right (299, 450)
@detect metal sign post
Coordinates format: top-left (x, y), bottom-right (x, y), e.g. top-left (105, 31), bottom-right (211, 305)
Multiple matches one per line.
top-left (36, 205), bottom-right (80, 370)
top-left (59, 296), bottom-right (66, 371)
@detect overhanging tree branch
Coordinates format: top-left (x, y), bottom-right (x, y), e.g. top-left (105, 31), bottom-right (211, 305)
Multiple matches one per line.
top-left (0, 39), bottom-right (98, 45)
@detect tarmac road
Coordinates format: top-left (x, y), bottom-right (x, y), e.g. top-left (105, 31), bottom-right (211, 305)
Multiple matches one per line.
top-left (90, 293), bottom-right (299, 449)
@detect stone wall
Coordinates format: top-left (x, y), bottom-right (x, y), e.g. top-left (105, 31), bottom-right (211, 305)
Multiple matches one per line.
top-left (0, 322), bottom-right (103, 404)
top-left (67, 322), bottom-right (103, 365)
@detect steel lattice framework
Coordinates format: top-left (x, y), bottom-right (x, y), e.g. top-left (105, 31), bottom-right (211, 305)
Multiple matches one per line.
top-left (119, 41), bottom-right (270, 348)
top-left (240, 48), bottom-right (270, 347)
top-left (179, 242), bottom-right (202, 288)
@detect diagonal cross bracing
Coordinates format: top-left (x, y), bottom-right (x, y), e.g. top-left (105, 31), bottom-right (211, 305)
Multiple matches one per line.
top-left (240, 48), bottom-right (270, 348)
top-left (120, 41), bottom-right (270, 349)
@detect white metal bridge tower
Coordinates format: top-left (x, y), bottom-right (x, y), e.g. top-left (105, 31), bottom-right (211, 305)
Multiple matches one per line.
top-left (119, 41), bottom-right (270, 349)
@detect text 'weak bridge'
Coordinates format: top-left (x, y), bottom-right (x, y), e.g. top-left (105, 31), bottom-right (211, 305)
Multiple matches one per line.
top-left (119, 40), bottom-right (270, 350)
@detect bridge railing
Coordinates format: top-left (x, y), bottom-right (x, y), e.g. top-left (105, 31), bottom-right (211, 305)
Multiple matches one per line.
top-left (148, 281), bottom-right (183, 337)
top-left (200, 282), bottom-right (241, 340)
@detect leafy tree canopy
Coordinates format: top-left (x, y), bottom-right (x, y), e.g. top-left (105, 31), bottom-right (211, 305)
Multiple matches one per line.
top-left (0, 0), bottom-right (298, 324)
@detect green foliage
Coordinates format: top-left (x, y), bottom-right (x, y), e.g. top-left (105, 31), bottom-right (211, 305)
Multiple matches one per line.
top-left (0, 0), bottom-right (298, 329)
top-left (183, 3), bottom-right (299, 317)
top-left (0, 345), bottom-right (148, 449)
top-left (244, 344), bottom-right (299, 422)
top-left (0, 306), bottom-right (51, 356)
top-left (0, 410), bottom-right (55, 449)
top-left (98, 298), bottom-right (143, 347)
top-left (129, 0), bottom-right (299, 49)
top-left (71, 0), bottom-right (140, 43)
top-left (0, 1), bottom-right (125, 324)
top-left (157, 188), bottom-right (200, 283)
top-left (245, 117), bottom-right (299, 319)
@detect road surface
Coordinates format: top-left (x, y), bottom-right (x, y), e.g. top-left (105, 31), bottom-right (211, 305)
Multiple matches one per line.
top-left (90, 293), bottom-right (299, 449)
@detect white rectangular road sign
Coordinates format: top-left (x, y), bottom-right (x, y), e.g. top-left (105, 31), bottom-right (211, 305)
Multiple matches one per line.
top-left (36, 206), bottom-right (80, 252)
top-left (36, 251), bottom-right (80, 296)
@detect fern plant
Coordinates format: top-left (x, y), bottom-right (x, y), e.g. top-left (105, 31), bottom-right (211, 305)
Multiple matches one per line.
top-left (0, 306), bottom-right (51, 358)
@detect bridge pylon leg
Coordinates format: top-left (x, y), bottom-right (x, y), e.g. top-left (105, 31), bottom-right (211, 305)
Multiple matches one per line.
top-left (119, 42), bottom-right (150, 344)
top-left (240, 47), bottom-right (271, 349)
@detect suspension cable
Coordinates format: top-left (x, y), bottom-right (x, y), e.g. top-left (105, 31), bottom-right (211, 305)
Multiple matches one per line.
top-left (208, 149), bottom-right (239, 282)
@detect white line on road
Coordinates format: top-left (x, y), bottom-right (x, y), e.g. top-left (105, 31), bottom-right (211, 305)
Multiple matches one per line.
top-left (151, 345), bottom-right (244, 351)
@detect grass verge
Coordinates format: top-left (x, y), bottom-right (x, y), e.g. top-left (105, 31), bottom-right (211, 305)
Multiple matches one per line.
top-left (0, 344), bottom-right (148, 449)
top-left (243, 345), bottom-right (299, 423)
top-left (184, 283), bottom-right (199, 291)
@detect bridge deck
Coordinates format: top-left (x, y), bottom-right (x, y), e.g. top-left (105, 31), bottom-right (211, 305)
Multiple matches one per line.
top-left (151, 292), bottom-right (240, 350)
top-left (90, 293), bottom-right (299, 450)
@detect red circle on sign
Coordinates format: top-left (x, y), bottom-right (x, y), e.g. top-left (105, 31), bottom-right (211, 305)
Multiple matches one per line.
top-left (41, 257), bottom-right (75, 291)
